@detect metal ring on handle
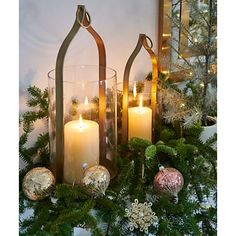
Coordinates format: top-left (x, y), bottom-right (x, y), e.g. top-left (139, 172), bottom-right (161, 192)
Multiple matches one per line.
top-left (54, 5), bottom-right (107, 182)
top-left (77, 10), bottom-right (91, 29)
top-left (121, 34), bottom-right (158, 144)
top-left (143, 35), bottom-right (153, 49)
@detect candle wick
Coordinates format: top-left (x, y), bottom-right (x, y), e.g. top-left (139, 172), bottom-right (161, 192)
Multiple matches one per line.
top-left (79, 114), bottom-right (83, 129)
top-left (139, 95), bottom-right (143, 112)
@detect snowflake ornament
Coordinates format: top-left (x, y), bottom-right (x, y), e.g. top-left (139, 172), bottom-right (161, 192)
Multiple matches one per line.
top-left (125, 199), bottom-right (158, 234)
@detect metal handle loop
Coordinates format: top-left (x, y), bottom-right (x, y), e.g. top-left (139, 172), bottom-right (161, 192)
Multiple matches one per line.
top-left (143, 35), bottom-right (153, 49)
top-left (77, 9), bottom-right (91, 28)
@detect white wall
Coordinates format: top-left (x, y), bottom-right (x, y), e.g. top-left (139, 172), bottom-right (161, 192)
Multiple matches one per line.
top-left (20, 0), bottom-right (158, 112)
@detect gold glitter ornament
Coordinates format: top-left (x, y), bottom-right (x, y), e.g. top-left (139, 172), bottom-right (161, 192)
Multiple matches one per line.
top-left (81, 164), bottom-right (110, 197)
top-left (22, 167), bottom-right (55, 201)
top-left (125, 199), bottom-right (158, 234)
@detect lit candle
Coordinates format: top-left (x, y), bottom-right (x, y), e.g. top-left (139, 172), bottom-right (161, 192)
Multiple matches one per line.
top-left (64, 114), bottom-right (99, 184)
top-left (128, 94), bottom-right (152, 141)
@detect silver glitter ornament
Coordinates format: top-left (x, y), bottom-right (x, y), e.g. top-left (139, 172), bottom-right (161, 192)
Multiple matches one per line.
top-left (81, 164), bottom-right (110, 197)
top-left (153, 166), bottom-right (184, 198)
top-left (22, 167), bottom-right (55, 201)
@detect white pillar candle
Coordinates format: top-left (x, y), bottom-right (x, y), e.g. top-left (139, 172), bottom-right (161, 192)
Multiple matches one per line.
top-left (128, 95), bottom-right (152, 141)
top-left (64, 115), bottom-right (99, 184)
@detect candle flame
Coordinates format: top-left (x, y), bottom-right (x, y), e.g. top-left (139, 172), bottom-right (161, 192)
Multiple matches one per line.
top-left (133, 82), bottom-right (137, 98)
top-left (79, 114), bottom-right (83, 128)
top-left (84, 96), bottom-right (88, 106)
top-left (139, 95), bottom-right (143, 111)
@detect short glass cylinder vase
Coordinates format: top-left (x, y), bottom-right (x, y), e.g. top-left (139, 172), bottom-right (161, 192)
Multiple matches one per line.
top-left (118, 80), bottom-right (154, 143)
top-left (48, 65), bottom-right (117, 184)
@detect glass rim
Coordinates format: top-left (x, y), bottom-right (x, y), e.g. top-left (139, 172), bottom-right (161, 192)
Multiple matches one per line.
top-left (48, 64), bottom-right (117, 84)
top-left (116, 81), bottom-right (156, 95)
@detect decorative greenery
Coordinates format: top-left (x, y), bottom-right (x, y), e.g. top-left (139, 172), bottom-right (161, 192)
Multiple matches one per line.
top-left (19, 86), bottom-right (49, 186)
top-left (169, 0), bottom-right (217, 125)
top-left (19, 86), bottom-right (217, 235)
top-left (160, 86), bottom-right (202, 128)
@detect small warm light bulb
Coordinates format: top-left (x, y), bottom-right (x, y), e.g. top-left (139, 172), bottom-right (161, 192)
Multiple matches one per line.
top-left (194, 38), bottom-right (198, 43)
top-left (180, 103), bottom-right (185, 108)
top-left (177, 13), bottom-right (180, 18)
top-left (84, 96), bottom-right (88, 106)
top-left (162, 70), bottom-right (169, 75)
top-left (189, 72), bottom-right (193, 76)
top-left (162, 33), bottom-right (171, 37)
top-left (139, 95), bottom-right (143, 112)
top-left (79, 114), bottom-right (83, 128)
top-left (200, 82), bottom-right (204, 88)
top-left (133, 82), bottom-right (137, 98)
top-left (162, 46), bottom-right (169, 50)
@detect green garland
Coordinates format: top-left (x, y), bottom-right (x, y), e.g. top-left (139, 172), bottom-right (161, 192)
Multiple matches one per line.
top-left (19, 86), bottom-right (217, 236)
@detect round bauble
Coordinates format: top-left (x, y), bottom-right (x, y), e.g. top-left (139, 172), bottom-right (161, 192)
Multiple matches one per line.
top-left (81, 164), bottom-right (110, 197)
top-left (153, 166), bottom-right (184, 197)
top-left (22, 167), bottom-right (55, 201)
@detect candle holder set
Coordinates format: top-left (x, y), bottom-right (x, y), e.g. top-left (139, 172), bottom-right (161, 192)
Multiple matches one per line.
top-left (48, 5), bottom-right (158, 184)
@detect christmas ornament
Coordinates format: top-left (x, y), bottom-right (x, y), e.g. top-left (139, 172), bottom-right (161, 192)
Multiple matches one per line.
top-left (153, 166), bottom-right (184, 198)
top-left (81, 164), bottom-right (110, 197)
top-left (22, 167), bottom-right (55, 201)
top-left (125, 199), bottom-right (158, 234)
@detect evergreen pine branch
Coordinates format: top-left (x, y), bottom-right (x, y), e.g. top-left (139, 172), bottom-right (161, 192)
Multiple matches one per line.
top-left (92, 228), bottom-right (105, 236)
top-left (128, 137), bottom-right (152, 151)
top-left (115, 158), bottom-right (135, 192)
top-left (55, 184), bottom-right (90, 201)
top-left (155, 143), bottom-right (177, 157)
top-left (27, 86), bottom-right (49, 112)
top-left (58, 199), bottom-right (95, 223)
top-left (145, 145), bottom-right (157, 159)
top-left (25, 205), bottom-right (50, 235)
top-left (159, 128), bottom-right (177, 143)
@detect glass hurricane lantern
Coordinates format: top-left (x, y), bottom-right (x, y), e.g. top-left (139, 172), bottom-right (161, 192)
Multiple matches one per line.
top-left (48, 5), bottom-right (117, 184)
top-left (122, 34), bottom-right (159, 144)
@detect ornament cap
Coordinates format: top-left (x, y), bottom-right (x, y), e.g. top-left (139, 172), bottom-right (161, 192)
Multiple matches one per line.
top-left (82, 163), bottom-right (88, 170)
top-left (159, 165), bottom-right (165, 171)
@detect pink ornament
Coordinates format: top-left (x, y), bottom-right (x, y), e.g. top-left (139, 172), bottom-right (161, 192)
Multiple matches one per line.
top-left (153, 166), bottom-right (184, 196)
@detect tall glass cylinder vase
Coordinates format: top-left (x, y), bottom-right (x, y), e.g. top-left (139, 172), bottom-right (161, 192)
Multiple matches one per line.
top-left (48, 65), bottom-right (117, 184)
